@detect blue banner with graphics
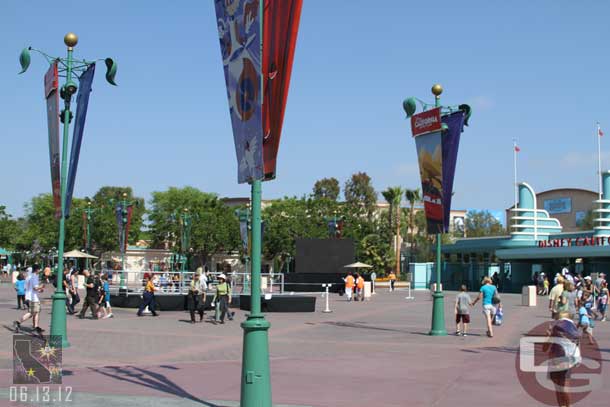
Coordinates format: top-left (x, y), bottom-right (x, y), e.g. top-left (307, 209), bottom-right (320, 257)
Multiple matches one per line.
top-left (65, 63), bottom-right (95, 217)
top-left (214, 0), bottom-right (264, 184)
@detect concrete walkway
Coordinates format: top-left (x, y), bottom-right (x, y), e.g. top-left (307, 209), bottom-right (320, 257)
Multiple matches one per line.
top-left (0, 283), bottom-right (608, 406)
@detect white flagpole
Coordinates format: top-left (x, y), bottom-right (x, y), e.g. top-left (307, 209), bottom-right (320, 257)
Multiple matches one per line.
top-left (598, 122), bottom-right (602, 200)
top-left (513, 139), bottom-right (518, 208)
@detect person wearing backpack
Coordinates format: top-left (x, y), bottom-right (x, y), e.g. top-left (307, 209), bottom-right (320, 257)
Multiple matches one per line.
top-left (471, 276), bottom-right (498, 338)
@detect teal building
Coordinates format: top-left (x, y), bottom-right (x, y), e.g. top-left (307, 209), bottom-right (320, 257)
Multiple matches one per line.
top-left (439, 174), bottom-right (610, 293)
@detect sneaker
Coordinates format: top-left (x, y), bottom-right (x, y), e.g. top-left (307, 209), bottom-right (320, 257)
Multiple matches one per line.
top-left (13, 321), bottom-right (21, 332)
top-left (462, 333), bottom-right (468, 337)
top-left (109, 313), bottom-right (114, 318)
top-left (455, 331), bottom-right (461, 336)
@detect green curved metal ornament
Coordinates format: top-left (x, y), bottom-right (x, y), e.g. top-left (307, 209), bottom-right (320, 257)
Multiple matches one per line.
top-left (104, 58), bottom-right (117, 85)
top-left (403, 97), bottom-right (417, 117)
top-left (458, 104), bottom-right (472, 126)
top-left (18, 47), bottom-right (31, 74)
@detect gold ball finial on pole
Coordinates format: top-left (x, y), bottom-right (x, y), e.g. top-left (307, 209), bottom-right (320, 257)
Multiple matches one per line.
top-left (64, 33), bottom-right (78, 48)
top-left (431, 84), bottom-right (443, 97)
top-left (122, 192), bottom-right (127, 198)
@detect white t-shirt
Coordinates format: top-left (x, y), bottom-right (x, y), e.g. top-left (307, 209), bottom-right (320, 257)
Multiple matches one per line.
top-left (199, 274), bottom-right (208, 291)
top-left (26, 273), bottom-right (40, 303)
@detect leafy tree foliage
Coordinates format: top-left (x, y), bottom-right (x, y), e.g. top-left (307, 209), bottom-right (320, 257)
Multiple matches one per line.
top-left (344, 172), bottom-right (377, 218)
top-left (0, 205), bottom-right (18, 249)
top-left (465, 210), bottom-right (505, 237)
top-left (312, 177), bottom-right (340, 201)
top-left (147, 186), bottom-right (240, 268)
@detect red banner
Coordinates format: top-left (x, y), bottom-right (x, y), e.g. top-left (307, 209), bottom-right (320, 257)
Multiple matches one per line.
top-left (44, 62), bottom-right (61, 218)
top-left (262, 0), bottom-right (304, 180)
top-left (411, 107), bottom-right (442, 137)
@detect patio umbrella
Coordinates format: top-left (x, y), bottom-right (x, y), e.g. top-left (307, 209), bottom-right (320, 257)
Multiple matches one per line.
top-left (343, 262), bottom-right (372, 269)
top-left (63, 250), bottom-right (98, 259)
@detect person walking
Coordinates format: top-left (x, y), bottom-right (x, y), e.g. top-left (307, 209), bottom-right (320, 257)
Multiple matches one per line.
top-left (13, 265), bottom-right (44, 334)
top-left (344, 272), bottom-right (355, 301)
top-left (564, 281), bottom-right (578, 321)
top-left (14, 272), bottom-right (26, 310)
top-left (137, 275), bottom-right (159, 317)
top-left (549, 276), bottom-right (565, 320)
top-left (78, 270), bottom-right (99, 320)
top-left (471, 276), bottom-right (498, 338)
top-left (98, 274), bottom-right (113, 319)
top-left (62, 268), bottom-right (74, 314)
top-left (597, 281), bottom-right (608, 321)
top-left (213, 274), bottom-right (233, 324)
top-left (455, 285), bottom-right (471, 336)
top-left (388, 271), bottom-right (397, 292)
top-left (355, 273), bottom-right (365, 302)
top-left (187, 273), bottom-right (204, 323)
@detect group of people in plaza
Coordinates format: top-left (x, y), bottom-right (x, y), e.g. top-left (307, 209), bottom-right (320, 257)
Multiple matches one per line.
top-left (343, 272), bottom-right (366, 301)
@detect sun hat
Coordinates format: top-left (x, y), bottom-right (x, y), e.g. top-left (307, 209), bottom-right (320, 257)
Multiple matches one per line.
top-left (218, 273), bottom-right (226, 280)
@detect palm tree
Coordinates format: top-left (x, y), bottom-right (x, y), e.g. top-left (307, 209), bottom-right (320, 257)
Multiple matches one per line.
top-left (405, 188), bottom-right (421, 262)
top-left (382, 187), bottom-right (403, 276)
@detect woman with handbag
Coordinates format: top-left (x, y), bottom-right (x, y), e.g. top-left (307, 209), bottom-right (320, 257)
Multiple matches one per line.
top-left (471, 276), bottom-right (499, 338)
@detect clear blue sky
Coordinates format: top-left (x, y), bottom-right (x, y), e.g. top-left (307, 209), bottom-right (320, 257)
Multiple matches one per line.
top-left (3, 1), bottom-right (610, 217)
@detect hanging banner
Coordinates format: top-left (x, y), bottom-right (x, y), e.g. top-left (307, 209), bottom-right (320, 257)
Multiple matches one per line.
top-left (440, 111), bottom-right (466, 232)
top-left (414, 127), bottom-right (444, 234)
top-left (115, 204), bottom-right (124, 252)
top-left (214, 0), bottom-right (264, 184)
top-left (262, 0), bottom-right (303, 180)
top-left (65, 63), bottom-right (95, 218)
top-left (44, 61), bottom-right (61, 219)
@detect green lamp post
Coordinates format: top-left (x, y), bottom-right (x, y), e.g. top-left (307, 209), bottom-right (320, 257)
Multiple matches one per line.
top-left (112, 192), bottom-right (138, 289)
top-left (82, 200), bottom-right (98, 270)
top-left (403, 84), bottom-right (472, 337)
top-left (178, 208), bottom-right (193, 272)
top-left (19, 33), bottom-right (117, 348)
top-left (236, 207), bottom-right (251, 294)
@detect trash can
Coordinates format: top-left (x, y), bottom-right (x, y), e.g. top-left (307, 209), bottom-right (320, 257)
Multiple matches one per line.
top-left (522, 285), bottom-right (537, 306)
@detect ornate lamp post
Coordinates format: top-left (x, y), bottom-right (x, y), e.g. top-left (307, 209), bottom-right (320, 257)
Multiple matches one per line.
top-left (19, 33), bottom-right (117, 348)
top-left (403, 84), bottom-right (471, 337)
top-left (110, 192), bottom-right (138, 289)
top-left (82, 200), bottom-right (98, 270)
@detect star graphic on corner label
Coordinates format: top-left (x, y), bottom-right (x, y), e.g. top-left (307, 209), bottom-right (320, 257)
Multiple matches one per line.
top-left (26, 368), bottom-right (35, 377)
top-left (38, 346), bottom-right (57, 360)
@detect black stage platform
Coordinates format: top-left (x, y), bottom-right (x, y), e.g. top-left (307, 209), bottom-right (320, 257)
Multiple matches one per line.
top-left (110, 292), bottom-right (316, 312)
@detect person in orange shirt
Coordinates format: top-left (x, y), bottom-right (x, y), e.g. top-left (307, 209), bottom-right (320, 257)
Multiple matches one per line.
top-left (355, 273), bottom-right (365, 302)
top-left (388, 271), bottom-right (397, 292)
top-left (344, 272), bottom-right (355, 302)
top-left (137, 275), bottom-right (159, 317)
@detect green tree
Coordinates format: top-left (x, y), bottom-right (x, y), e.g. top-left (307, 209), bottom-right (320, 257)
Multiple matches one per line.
top-left (344, 172), bottom-right (377, 218)
top-left (0, 205), bottom-right (18, 249)
top-left (381, 186), bottom-right (403, 276)
top-left (148, 186), bottom-right (240, 268)
top-left (89, 187), bottom-right (146, 254)
top-left (404, 188), bottom-right (421, 261)
top-left (465, 210), bottom-right (505, 237)
top-left (312, 177), bottom-right (340, 201)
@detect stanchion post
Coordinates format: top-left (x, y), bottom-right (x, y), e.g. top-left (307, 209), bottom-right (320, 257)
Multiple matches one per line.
top-left (322, 284), bottom-right (332, 313)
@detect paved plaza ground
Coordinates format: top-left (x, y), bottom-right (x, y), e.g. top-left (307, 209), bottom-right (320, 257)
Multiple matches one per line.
top-left (0, 281), bottom-right (608, 407)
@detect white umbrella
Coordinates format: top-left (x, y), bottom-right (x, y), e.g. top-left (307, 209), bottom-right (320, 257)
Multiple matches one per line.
top-left (343, 262), bottom-right (373, 269)
top-left (63, 250), bottom-right (98, 259)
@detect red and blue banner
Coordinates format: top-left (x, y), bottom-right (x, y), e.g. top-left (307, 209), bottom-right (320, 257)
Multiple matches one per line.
top-left (44, 61), bottom-right (61, 219)
top-left (412, 109), bottom-right (466, 234)
top-left (65, 63), bottom-right (95, 217)
top-left (214, 0), bottom-right (264, 184)
top-left (262, 0), bottom-right (303, 180)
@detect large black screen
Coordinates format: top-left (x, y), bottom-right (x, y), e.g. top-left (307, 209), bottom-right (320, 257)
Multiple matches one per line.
top-left (295, 238), bottom-right (355, 274)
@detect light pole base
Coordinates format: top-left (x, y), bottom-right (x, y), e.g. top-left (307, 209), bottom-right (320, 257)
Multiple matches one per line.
top-left (50, 291), bottom-right (70, 349)
top-left (322, 310), bottom-right (333, 313)
top-left (429, 291), bottom-right (447, 336)
top-left (240, 314), bottom-right (271, 407)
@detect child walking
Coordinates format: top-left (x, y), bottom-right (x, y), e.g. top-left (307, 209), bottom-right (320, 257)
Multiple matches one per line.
top-left (455, 285), bottom-right (471, 336)
top-left (14, 273), bottom-right (26, 310)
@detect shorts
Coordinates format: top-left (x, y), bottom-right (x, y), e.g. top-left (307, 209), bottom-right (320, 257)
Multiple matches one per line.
top-left (598, 303), bottom-right (607, 313)
top-left (104, 300), bottom-right (111, 308)
top-left (456, 314), bottom-right (470, 324)
top-left (29, 301), bottom-right (41, 314)
top-left (483, 304), bottom-right (496, 316)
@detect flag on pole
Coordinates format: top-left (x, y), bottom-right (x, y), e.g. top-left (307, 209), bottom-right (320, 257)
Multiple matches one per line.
top-left (598, 124), bottom-right (604, 137)
top-left (514, 145), bottom-right (521, 153)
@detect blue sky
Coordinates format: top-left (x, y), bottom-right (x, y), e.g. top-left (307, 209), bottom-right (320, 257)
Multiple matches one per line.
top-left (2, 1), bottom-right (610, 217)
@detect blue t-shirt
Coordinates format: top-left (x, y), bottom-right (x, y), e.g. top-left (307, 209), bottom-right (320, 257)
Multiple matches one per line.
top-left (15, 280), bottom-right (25, 295)
top-left (480, 284), bottom-right (496, 306)
top-left (579, 306), bottom-right (590, 326)
top-left (103, 281), bottom-right (110, 302)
